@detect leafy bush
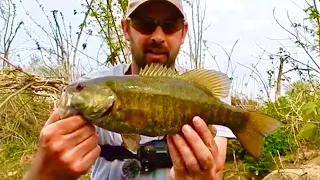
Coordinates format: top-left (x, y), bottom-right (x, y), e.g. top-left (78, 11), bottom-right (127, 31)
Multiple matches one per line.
top-left (229, 81), bottom-right (316, 177)
top-left (233, 127), bottom-right (293, 177)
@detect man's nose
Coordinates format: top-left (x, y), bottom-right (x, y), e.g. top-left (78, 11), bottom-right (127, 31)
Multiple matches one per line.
top-left (151, 26), bottom-right (165, 44)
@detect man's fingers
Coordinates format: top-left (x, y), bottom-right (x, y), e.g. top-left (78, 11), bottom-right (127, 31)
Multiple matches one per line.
top-left (60, 133), bottom-right (100, 175)
top-left (171, 133), bottom-right (201, 175)
top-left (181, 123), bottom-right (214, 171)
top-left (79, 145), bottom-right (101, 171)
top-left (192, 116), bottom-right (219, 158)
top-left (43, 115), bottom-right (88, 136)
top-left (167, 135), bottom-right (186, 173)
top-left (73, 133), bottom-right (99, 158)
top-left (60, 133), bottom-right (99, 175)
top-left (64, 124), bottom-right (96, 147)
top-left (44, 108), bottom-right (61, 127)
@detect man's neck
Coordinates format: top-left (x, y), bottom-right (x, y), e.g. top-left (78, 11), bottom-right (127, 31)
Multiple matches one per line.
top-left (126, 61), bottom-right (139, 75)
top-left (125, 64), bottom-right (133, 75)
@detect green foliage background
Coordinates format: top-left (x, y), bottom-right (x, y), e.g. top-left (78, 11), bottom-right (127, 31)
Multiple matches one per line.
top-left (0, 0), bottom-right (320, 179)
top-left (229, 80), bottom-right (320, 178)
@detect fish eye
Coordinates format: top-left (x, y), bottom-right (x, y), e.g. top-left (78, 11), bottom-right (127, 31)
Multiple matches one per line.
top-left (75, 82), bottom-right (85, 91)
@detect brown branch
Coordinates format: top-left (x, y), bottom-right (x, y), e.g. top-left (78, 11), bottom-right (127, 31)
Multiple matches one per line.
top-left (6, 21), bottom-right (23, 52)
top-left (0, 81), bottom-right (35, 109)
top-left (0, 67), bottom-right (69, 108)
top-left (72, 0), bottom-right (93, 80)
top-left (273, 7), bottom-right (320, 71)
top-left (0, 55), bottom-right (31, 76)
top-left (236, 62), bottom-right (271, 100)
top-left (84, 0), bottom-right (127, 64)
top-left (275, 58), bottom-right (285, 101)
top-left (313, 0), bottom-right (320, 56)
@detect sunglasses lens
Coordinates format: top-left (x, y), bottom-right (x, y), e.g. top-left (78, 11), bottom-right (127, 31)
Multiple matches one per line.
top-left (130, 18), bottom-right (184, 35)
top-left (131, 19), bottom-right (157, 34)
top-left (162, 20), bottom-right (184, 34)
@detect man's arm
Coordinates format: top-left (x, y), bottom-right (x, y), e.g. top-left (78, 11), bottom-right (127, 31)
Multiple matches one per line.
top-left (213, 91), bottom-right (234, 179)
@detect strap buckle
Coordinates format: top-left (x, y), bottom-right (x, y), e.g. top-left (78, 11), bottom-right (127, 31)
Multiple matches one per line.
top-left (138, 140), bottom-right (173, 173)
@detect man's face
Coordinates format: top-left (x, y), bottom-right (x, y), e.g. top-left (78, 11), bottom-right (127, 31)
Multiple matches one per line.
top-left (121, 1), bottom-right (188, 69)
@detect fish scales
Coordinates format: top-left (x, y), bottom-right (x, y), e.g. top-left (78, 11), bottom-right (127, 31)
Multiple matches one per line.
top-left (96, 76), bottom-right (245, 136)
top-left (215, 103), bottom-right (247, 131)
top-left (98, 75), bottom-right (221, 136)
top-left (58, 63), bottom-right (282, 159)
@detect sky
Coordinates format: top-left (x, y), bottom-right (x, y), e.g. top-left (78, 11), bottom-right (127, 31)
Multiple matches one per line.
top-left (2, 0), bottom-right (317, 101)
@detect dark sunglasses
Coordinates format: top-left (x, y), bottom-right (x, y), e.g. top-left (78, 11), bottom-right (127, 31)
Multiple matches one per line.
top-left (127, 17), bottom-right (185, 35)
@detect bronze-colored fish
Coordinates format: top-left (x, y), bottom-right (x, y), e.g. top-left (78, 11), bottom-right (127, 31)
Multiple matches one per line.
top-left (58, 63), bottom-right (281, 159)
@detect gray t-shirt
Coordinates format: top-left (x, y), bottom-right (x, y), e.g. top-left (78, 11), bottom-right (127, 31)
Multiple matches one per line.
top-left (78, 64), bottom-right (236, 180)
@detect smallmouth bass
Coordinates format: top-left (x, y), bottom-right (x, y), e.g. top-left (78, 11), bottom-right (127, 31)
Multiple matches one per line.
top-left (58, 63), bottom-right (281, 159)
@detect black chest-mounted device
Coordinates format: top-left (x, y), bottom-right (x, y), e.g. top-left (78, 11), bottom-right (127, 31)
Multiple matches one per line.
top-left (99, 138), bottom-right (173, 173)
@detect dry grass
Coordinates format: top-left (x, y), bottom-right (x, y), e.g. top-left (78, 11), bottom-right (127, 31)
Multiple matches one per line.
top-left (0, 68), bottom-right (69, 179)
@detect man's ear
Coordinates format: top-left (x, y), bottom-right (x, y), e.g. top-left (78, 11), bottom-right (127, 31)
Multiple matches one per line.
top-left (121, 19), bottom-right (130, 41)
top-left (180, 21), bottom-right (188, 44)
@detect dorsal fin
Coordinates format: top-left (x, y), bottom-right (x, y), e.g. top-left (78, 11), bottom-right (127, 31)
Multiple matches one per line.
top-left (139, 63), bottom-right (231, 98)
top-left (179, 69), bottom-right (231, 98)
top-left (139, 63), bottom-right (179, 77)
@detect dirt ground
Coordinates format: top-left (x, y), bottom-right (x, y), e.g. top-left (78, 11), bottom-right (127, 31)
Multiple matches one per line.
top-left (222, 144), bottom-right (320, 180)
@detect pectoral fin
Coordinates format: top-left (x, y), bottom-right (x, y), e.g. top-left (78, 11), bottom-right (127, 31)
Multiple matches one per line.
top-left (121, 133), bottom-right (141, 153)
top-left (208, 125), bottom-right (217, 137)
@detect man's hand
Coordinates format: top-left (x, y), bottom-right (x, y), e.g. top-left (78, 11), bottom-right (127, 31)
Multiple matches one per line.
top-left (166, 116), bottom-right (225, 180)
top-left (23, 108), bottom-right (101, 180)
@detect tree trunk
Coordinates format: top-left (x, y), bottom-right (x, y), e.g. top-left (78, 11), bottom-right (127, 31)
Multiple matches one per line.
top-left (275, 58), bottom-right (284, 101)
top-left (2, 50), bottom-right (9, 70)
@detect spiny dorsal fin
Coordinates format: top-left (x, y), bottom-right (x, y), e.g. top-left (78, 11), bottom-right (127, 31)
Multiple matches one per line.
top-left (139, 63), bottom-right (179, 77)
top-left (179, 69), bottom-right (231, 98)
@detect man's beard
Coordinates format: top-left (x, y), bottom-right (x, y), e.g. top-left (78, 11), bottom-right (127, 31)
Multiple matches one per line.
top-left (130, 42), bottom-right (177, 69)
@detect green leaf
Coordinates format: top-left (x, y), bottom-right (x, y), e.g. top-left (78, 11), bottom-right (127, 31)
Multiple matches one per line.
top-left (301, 102), bottom-right (318, 120)
top-left (297, 122), bottom-right (319, 141)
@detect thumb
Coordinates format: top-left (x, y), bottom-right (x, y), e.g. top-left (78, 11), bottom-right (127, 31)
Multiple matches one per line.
top-left (44, 108), bottom-right (61, 127)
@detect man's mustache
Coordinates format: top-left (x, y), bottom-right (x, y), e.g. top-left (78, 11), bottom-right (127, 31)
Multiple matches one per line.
top-left (144, 42), bottom-right (169, 54)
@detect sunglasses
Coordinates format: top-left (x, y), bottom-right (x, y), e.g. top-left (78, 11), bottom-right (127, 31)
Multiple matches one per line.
top-left (127, 17), bottom-right (185, 35)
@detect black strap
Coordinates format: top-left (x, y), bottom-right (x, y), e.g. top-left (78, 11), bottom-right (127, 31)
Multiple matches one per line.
top-left (99, 138), bottom-right (173, 170)
top-left (99, 144), bottom-right (138, 161)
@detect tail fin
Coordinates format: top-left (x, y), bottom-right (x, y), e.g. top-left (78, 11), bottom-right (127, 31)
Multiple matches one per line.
top-left (234, 111), bottom-right (282, 159)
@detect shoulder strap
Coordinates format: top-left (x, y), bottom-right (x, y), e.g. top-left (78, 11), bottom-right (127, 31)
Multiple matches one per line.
top-left (99, 144), bottom-right (138, 161)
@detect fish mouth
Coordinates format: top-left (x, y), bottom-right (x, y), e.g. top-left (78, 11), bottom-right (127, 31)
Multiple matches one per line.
top-left (58, 90), bottom-right (79, 119)
top-left (59, 105), bottom-right (78, 119)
